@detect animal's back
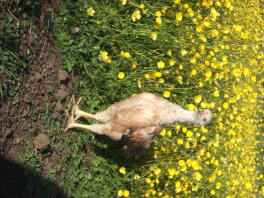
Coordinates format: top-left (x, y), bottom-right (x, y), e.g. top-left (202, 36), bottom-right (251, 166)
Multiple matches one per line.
top-left (112, 105), bottom-right (159, 129)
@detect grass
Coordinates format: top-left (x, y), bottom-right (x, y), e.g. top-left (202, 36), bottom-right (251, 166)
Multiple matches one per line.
top-left (1, 0), bottom-right (263, 197)
top-left (53, 0), bottom-right (264, 197)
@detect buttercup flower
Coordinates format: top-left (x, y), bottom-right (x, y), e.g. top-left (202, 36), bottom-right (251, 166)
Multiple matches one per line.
top-left (132, 10), bottom-right (141, 22)
top-left (86, 7), bottom-right (95, 16)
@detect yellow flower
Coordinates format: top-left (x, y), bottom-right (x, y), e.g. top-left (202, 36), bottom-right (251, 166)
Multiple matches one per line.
top-left (191, 160), bottom-right (201, 170)
top-left (203, 18), bottom-right (211, 27)
top-left (181, 49), bottom-right (188, 56)
top-left (119, 0), bottom-right (127, 5)
top-left (190, 56), bottom-right (196, 64)
top-left (210, 189), bottom-right (216, 195)
top-left (198, 82), bottom-right (203, 87)
top-left (158, 78), bottom-right (165, 83)
top-left (215, 182), bottom-right (222, 189)
top-left (163, 90), bottom-right (171, 98)
top-left (119, 167), bottom-right (126, 174)
top-left (118, 72), bottom-right (126, 80)
top-left (154, 168), bottom-right (161, 175)
top-left (224, 0), bottom-right (232, 9)
top-left (209, 50), bottom-right (214, 56)
top-left (120, 50), bottom-right (131, 59)
top-left (169, 59), bottom-right (176, 66)
top-left (118, 190), bottom-right (123, 197)
top-left (155, 11), bottom-right (162, 17)
top-left (186, 130), bottom-right (193, 137)
top-left (177, 139), bottom-right (184, 145)
top-left (168, 168), bottom-right (176, 176)
top-left (199, 34), bottom-right (207, 42)
top-left (87, 7), bottom-right (95, 16)
top-left (144, 73), bottom-right (150, 79)
top-left (211, 29), bottom-right (219, 37)
top-left (150, 32), bottom-right (157, 41)
top-left (154, 72), bottom-right (162, 78)
top-left (188, 103), bottom-right (196, 111)
top-left (155, 17), bottom-right (162, 25)
top-left (178, 160), bottom-right (185, 167)
top-left (123, 190), bottom-right (130, 197)
top-left (133, 174), bottom-right (140, 180)
top-left (175, 181), bottom-right (182, 193)
top-left (233, 25), bottom-right (242, 32)
top-left (223, 102), bottom-right (229, 109)
top-left (196, 25), bottom-right (203, 32)
top-left (213, 90), bottom-right (219, 97)
top-left (193, 171), bottom-right (202, 181)
top-left (176, 12), bottom-right (183, 22)
top-left (157, 61), bottom-right (165, 69)
top-left (205, 69), bottom-right (212, 80)
top-left (131, 61), bottom-right (137, 69)
top-left (160, 129), bottom-right (166, 136)
top-left (190, 69), bottom-right (197, 76)
top-left (166, 49), bottom-right (172, 56)
top-left (124, 52), bottom-right (131, 58)
top-left (137, 79), bottom-right (141, 88)
top-left (99, 51), bottom-right (111, 63)
top-left (139, 4), bottom-right (145, 9)
top-left (100, 51), bottom-right (108, 60)
top-left (177, 76), bottom-right (183, 84)
top-left (132, 10), bottom-right (141, 22)
top-left (145, 178), bottom-right (151, 184)
top-left (182, 127), bottom-right (187, 133)
top-left (194, 95), bottom-right (202, 104)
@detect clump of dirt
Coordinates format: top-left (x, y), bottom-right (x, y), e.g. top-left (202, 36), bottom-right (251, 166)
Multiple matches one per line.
top-left (33, 133), bottom-right (50, 151)
top-left (0, 0), bottom-right (69, 165)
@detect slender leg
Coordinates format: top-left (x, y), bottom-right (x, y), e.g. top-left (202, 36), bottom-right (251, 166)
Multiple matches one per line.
top-left (71, 96), bottom-right (116, 122)
top-left (65, 111), bottom-right (123, 141)
top-left (70, 96), bottom-right (97, 121)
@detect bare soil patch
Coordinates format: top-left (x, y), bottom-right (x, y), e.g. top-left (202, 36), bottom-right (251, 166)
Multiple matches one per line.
top-left (0, 0), bottom-right (68, 165)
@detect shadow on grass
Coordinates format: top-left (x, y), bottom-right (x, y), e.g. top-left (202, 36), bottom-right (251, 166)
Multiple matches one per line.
top-left (0, 157), bottom-right (67, 198)
top-left (92, 135), bottom-right (156, 169)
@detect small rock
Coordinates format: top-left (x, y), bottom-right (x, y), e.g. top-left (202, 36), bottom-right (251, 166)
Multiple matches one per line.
top-left (54, 89), bottom-right (67, 101)
top-left (55, 102), bottom-right (64, 112)
top-left (58, 69), bottom-right (69, 83)
top-left (52, 111), bottom-right (60, 119)
top-left (60, 84), bottom-right (67, 90)
top-left (13, 137), bottom-right (23, 145)
top-left (33, 133), bottom-right (50, 151)
top-left (69, 26), bottom-right (80, 35)
top-left (23, 94), bottom-right (31, 103)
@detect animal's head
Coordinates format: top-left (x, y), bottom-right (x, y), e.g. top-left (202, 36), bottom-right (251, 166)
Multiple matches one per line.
top-left (196, 109), bottom-right (212, 125)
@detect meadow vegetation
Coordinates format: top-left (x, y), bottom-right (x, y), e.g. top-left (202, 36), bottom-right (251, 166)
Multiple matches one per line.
top-left (1, 0), bottom-right (262, 197)
top-left (54, 0), bottom-right (264, 197)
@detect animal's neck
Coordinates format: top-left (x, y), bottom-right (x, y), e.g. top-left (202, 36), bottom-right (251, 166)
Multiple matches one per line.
top-left (175, 109), bottom-right (199, 124)
top-left (160, 103), bottom-right (199, 125)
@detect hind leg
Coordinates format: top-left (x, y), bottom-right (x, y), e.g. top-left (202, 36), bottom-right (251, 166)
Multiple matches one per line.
top-left (69, 96), bottom-right (116, 123)
top-left (65, 112), bottom-right (123, 141)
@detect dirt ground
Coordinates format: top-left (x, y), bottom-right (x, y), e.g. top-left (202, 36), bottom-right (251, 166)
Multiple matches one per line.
top-left (0, 0), bottom-right (67, 166)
